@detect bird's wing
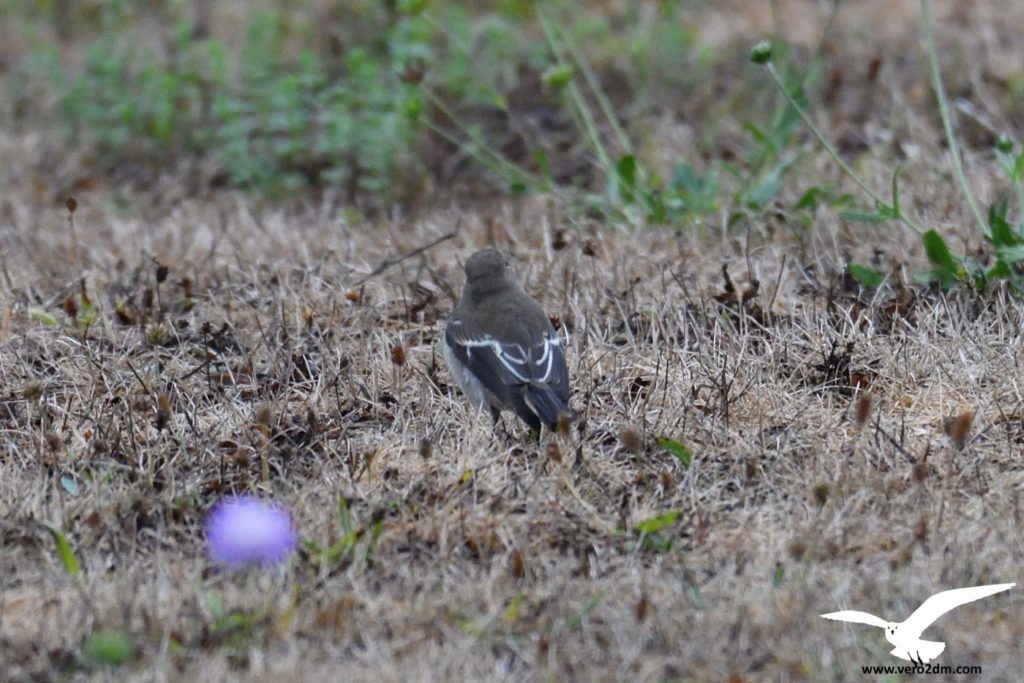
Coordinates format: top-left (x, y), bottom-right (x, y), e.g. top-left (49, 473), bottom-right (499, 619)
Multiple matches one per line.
top-left (901, 583), bottom-right (1015, 638)
top-left (533, 329), bottom-right (569, 400)
top-left (447, 319), bottom-right (564, 388)
top-left (820, 611), bottom-right (888, 628)
top-left (444, 325), bottom-right (533, 413)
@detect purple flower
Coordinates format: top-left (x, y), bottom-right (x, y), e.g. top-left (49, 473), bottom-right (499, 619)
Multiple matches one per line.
top-left (205, 496), bottom-right (298, 570)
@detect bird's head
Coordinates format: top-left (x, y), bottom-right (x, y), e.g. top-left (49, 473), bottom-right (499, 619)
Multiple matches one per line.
top-left (462, 249), bottom-right (518, 296)
top-left (887, 623), bottom-right (899, 637)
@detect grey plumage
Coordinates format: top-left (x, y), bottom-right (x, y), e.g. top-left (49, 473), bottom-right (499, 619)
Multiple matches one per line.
top-left (444, 249), bottom-right (571, 432)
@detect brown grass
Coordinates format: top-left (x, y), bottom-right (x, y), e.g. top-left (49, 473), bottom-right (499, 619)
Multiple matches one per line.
top-left (3, 2), bottom-right (1024, 681)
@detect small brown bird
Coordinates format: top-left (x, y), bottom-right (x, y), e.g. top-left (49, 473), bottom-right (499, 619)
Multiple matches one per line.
top-left (443, 249), bottom-right (571, 432)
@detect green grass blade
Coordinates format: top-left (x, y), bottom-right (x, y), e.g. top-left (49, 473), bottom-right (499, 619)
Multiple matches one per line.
top-left (44, 523), bottom-right (81, 580)
top-left (657, 437), bottom-right (692, 468)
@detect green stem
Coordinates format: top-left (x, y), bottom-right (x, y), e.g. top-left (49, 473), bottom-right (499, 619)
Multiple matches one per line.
top-left (920, 0), bottom-right (989, 238)
top-left (537, 15), bottom-right (612, 174)
top-left (545, 13), bottom-right (633, 155)
top-left (539, 12), bottom-right (646, 228)
top-left (423, 91), bottom-right (548, 193)
top-left (765, 62), bottom-right (924, 235)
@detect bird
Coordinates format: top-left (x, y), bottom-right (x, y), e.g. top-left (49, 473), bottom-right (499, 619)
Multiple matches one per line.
top-left (821, 583), bottom-right (1015, 664)
top-left (443, 248), bottom-right (571, 433)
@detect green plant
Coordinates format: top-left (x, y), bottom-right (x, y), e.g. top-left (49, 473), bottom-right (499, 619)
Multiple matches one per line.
top-left (752, 0), bottom-right (1024, 292)
top-left (53, 4), bottom-right (431, 198)
top-left (83, 630), bottom-right (134, 667)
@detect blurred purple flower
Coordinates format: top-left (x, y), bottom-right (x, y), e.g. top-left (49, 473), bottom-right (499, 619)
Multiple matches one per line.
top-left (205, 496), bottom-right (298, 570)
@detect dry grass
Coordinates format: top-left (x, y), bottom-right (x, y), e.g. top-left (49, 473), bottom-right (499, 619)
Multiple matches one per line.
top-left (4, 2), bottom-right (1024, 682)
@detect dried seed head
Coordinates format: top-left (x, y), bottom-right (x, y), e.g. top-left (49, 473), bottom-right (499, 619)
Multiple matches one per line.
top-left (418, 437), bottom-right (432, 460)
top-left (546, 441), bottom-right (562, 463)
top-left (45, 430), bottom-right (62, 451)
top-left (390, 344), bottom-right (406, 366)
top-left (65, 196), bottom-right (77, 213)
top-left (146, 324), bottom-right (167, 346)
top-left (812, 482), bottom-right (829, 507)
top-left (509, 548), bottom-right (525, 579)
top-left (552, 229), bottom-right (570, 250)
top-left (155, 394), bottom-right (172, 431)
top-left (855, 393), bottom-right (872, 425)
top-left (787, 539), bottom-right (808, 560)
top-left (745, 458), bottom-right (757, 479)
top-left (947, 410), bottom-right (974, 447)
top-left (115, 303), bottom-right (136, 325)
top-left (254, 402), bottom-right (274, 426)
top-left (619, 426), bottom-right (643, 453)
top-left (345, 288), bottom-right (360, 303)
top-left (912, 461), bottom-right (929, 482)
top-left (556, 412), bottom-right (572, 437)
top-left (634, 595), bottom-right (649, 622)
top-left (155, 262), bottom-right (169, 284)
top-left (22, 381), bottom-right (43, 401)
top-left (914, 516), bottom-right (927, 541)
top-left (62, 296), bottom-right (78, 319)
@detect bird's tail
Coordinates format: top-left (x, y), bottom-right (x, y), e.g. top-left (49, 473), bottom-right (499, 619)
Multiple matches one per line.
top-left (523, 383), bottom-right (572, 431)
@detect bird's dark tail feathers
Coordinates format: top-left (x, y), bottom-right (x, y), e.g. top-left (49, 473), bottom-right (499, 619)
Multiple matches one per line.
top-left (523, 383), bottom-right (572, 431)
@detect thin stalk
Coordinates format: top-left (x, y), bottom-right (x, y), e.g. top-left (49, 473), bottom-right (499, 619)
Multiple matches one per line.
top-left (538, 15), bottom-right (612, 175)
top-left (920, 0), bottom-right (989, 238)
top-left (765, 62), bottom-right (924, 235)
top-left (542, 11), bottom-right (632, 155)
top-left (423, 90), bottom-right (547, 193)
top-left (538, 15), bottom-right (646, 229)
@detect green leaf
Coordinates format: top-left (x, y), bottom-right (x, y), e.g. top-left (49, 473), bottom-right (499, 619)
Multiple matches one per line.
top-left (83, 630), bottom-right (134, 666)
top-left (657, 437), bottom-right (692, 468)
top-left (532, 150), bottom-right (551, 179)
top-left (44, 523), bottom-right (81, 579)
top-left (847, 263), bottom-right (885, 288)
top-left (29, 307), bottom-right (58, 326)
top-left (890, 165), bottom-right (902, 218)
top-left (838, 210), bottom-right (888, 223)
top-left (504, 595), bottom-right (522, 622)
top-left (617, 154), bottom-right (637, 190)
top-left (743, 171), bottom-right (782, 209)
top-left (542, 64), bottom-right (573, 90)
top-left (995, 133), bottom-right (1014, 154)
top-left (78, 302), bottom-right (99, 328)
top-left (795, 186), bottom-right (823, 210)
top-left (988, 198), bottom-right (1019, 247)
top-left (742, 121), bottom-right (768, 147)
top-left (635, 510), bottom-right (681, 535)
top-left (987, 260), bottom-right (1013, 280)
top-left (398, 0), bottom-right (427, 14)
top-left (772, 563), bottom-right (785, 587)
top-left (922, 229), bottom-right (959, 272)
top-left (997, 244), bottom-right (1024, 264)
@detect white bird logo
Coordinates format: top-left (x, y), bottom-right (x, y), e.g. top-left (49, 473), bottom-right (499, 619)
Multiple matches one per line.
top-left (821, 583), bottom-right (1015, 664)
